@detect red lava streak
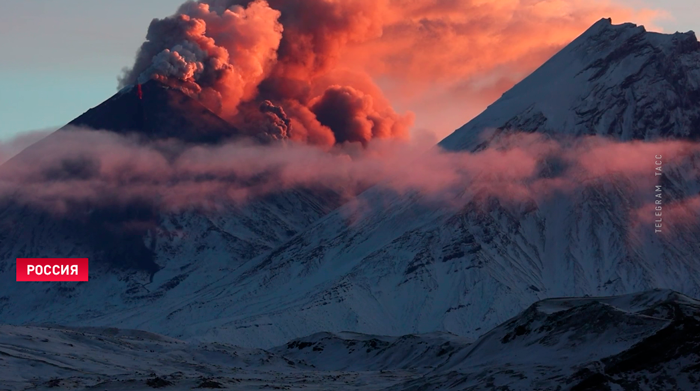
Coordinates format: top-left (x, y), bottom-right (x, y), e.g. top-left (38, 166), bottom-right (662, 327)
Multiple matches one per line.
top-left (137, 84), bottom-right (143, 100)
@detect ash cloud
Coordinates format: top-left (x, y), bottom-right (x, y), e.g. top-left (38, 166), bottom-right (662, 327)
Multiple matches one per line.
top-left (310, 86), bottom-right (409, 146)
top-left (119, 0), bottom-right (284, 119)
top-left (119, 0), bottom-right (411, 146)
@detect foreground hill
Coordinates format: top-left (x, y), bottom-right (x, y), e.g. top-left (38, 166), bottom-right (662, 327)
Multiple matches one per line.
top-left (2, 290), bottom-right (698, 390)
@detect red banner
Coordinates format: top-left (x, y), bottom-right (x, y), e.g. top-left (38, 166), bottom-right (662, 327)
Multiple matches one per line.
top-left (16, 258), bottom-right (89, 282)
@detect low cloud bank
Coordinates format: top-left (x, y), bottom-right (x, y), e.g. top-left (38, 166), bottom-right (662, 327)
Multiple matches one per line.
top-left (1, 129), bottom-right (697, 227)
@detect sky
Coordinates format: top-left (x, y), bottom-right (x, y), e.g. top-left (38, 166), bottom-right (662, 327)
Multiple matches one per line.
top-left (0, 0), bottom-right (697, 142)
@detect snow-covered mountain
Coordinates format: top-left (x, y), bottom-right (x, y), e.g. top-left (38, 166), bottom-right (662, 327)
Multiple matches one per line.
top-left (3, 290), bottom-right (698, 390)
top-left (1, 18), bottom-right (700, 353)
top-left (441, 18), bottom-right (700, 151)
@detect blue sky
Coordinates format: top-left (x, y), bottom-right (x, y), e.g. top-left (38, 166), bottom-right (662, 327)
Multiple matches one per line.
top-left (0, 0), bottom-right (697, 140)
top-left (0, 0), bottom-right (183, 140)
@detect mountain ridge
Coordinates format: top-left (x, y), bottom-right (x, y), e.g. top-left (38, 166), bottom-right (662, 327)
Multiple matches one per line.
top-left (2, 289), bottom-right (698, 390)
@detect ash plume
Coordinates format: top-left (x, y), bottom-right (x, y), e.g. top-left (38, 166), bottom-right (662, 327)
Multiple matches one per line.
top-left (119, 0), bottom-right (411, 146)
top-left (120, 0), bottom-right (284, 120)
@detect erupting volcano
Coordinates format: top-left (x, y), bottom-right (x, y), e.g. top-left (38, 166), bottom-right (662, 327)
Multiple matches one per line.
top-left (3, 0), bottom-right (700, 388)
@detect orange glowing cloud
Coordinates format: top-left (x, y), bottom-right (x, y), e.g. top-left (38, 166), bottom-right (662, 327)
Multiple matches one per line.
top-left (336, 0), bottom-right (666, 137)
top-left (347, 0), bottom-right (663, 82)
top-left (118, 0), bottom-right (665, 143)
top-left (120, 0), bottom-right (284, 117)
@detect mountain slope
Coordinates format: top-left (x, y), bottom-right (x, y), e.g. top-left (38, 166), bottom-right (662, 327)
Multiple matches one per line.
top-left (0, 81), bottom-right (346, 331)
top-left (0, 188), bottom-right (344, 328)
top-left (400, 289), bottom-right (700, 390)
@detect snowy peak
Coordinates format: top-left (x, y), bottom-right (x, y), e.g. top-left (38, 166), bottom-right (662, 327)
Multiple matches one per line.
top-left (441, 18), bottom-right (700, 151)
top-left (574, 17), bottom-right (693, 54)
top-left (66, 80), bottom-right (240, 143)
